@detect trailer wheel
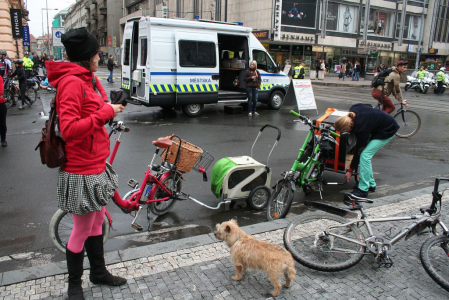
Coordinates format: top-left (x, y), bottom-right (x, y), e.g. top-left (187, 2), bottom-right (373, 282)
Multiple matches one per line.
top-left (247, 186), bottom-right (271, 210)
top-left (182, 104), bottom-right (204, 117)
top-left (268, 91), bottom-right (284, 110)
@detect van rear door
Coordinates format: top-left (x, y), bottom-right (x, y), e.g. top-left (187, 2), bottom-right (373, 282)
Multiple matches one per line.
top-left (174, 32), bottom-right (219, 105)
top-left (121, 19), bottom-right (139, 98)
top-left (135, 18), bottom-right (150, 101)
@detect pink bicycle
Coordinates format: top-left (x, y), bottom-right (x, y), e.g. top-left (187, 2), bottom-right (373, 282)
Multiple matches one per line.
top-left (49, 120), bottom-right (214, 253)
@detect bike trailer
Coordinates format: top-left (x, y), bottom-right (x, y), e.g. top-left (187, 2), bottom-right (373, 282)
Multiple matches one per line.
top-left (210, 125), bottom-right (281, 210)
top-left (314, 108), bottom-right (356, 173)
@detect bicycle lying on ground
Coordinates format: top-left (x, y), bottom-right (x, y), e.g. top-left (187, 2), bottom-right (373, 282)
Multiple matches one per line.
top-left (266, 110), bottom-right (354, 221)
top-left (49, 120), bottom-right (215, 253)
top-left (283, 178), bottom-right (449, 291)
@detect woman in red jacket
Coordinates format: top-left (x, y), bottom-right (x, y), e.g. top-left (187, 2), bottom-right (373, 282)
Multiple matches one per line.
top-left (47, 28), bottom-right (126, 300)
top-left (0, 76), bottom-right (6, 147)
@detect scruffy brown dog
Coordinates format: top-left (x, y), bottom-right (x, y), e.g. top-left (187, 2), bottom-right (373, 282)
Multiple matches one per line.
top-left (214, 219), bottom-right (296, 297)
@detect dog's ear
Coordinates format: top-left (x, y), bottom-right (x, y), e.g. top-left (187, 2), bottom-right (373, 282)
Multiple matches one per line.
top-left (225, 225), bottom-right (231, 233)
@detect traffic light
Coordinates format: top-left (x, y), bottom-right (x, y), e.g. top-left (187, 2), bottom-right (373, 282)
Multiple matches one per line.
top-left (162, 6), bottom-right (168, 18)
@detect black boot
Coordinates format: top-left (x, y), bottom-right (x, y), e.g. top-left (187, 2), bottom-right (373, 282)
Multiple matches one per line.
top-left (84, 235), bottom-right (127, 286)
top-left (66, 248), bottom-right (85, 300)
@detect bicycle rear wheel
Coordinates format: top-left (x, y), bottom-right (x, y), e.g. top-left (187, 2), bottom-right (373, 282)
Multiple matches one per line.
top-left (284, 213), bottom-right (365, 272)
top-left (4, 91), bottom-right (16, 108)
top-left (150, 174), bottom-right (182, 215)
top-left (49, 209), bottom-right (110, 253)
top-left (266, 179), bottom-right (294, 220)
top-left (394, 110), bottom-right (421, 138)
top-left (25, 87), bottom-right (37, 105)
top-left (420, 235), bottom-right (449, 292)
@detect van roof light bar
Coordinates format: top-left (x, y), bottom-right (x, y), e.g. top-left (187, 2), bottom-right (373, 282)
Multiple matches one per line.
top-left (197, 19), bottom-right (243, 26)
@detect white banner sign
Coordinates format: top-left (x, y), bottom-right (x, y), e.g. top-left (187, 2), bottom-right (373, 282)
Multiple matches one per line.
top-left (292, 79), bottom-right (317, 112)
top-left (52, 27), bottom-right (65, 47)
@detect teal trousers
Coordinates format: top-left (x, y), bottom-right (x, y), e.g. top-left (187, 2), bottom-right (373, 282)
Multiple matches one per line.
top-left (358, 136), bottom-right (394, 192)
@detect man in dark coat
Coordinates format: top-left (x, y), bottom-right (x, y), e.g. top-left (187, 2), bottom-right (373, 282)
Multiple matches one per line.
top-left (107, 55), bottom-right (114, 83)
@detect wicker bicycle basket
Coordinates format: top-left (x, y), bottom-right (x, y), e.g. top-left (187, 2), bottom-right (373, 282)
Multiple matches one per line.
top-left (161, 138), bottom-right (203, 173)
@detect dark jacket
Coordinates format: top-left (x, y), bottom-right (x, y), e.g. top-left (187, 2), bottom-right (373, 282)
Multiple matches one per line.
top-left (349, 103), bottom-right (399, 170)
top-left (11, 65), bottom-right (27, 83)
top-left (47, 61), bottom-right (114, 175)
top-left (244, 69), bottom-right (261, 88)
top-left (107, 58), bottom-right (114, 71)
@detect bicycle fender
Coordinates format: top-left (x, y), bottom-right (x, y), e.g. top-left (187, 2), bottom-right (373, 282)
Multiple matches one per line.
top-left (304, 201), bottom-right (358, 219)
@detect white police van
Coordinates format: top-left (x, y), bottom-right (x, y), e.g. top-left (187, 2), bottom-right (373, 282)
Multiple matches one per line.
top-left (121, 17), bottom-right (290, 117)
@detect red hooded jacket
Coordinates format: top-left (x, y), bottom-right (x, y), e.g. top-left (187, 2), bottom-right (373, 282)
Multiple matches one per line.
top-left (47, 61), bottom-right (114, 174)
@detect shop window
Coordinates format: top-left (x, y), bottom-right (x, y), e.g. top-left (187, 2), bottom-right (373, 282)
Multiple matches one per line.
top-left (253, 50), bottom-right (276, 73)
top-left (179, 41), bottom-right (216, 68)
top-left (396, 14), bottom-right (422, 40)
top-left (361, 8), bottom-right (394, 37)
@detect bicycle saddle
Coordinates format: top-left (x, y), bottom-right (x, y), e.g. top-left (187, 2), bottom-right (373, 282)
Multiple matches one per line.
top-left (152, 137), bottom-right (172, 148)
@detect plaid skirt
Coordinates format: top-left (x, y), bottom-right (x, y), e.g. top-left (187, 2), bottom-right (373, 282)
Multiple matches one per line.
top-left (57, 163), bottom-right (119, 216)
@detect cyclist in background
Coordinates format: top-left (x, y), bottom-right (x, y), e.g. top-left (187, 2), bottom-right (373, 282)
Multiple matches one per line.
top-left (23, 52), bottom-right (34, 78)
top-left (416, 65), bottom-right (428, 91)
top-left (10, 60), bottom-right (31, 110)
top-left (371, 60), bottom-right (408, 114)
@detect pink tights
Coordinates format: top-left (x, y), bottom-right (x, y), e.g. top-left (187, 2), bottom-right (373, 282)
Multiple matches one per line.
top-left (67, 206), bottom-right (105, 253)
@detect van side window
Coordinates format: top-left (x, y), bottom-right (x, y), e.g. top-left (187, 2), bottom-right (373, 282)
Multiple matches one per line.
top-left (252, 50), bottom-right (276, 73)
top-left (179, 41), bottom-right (216, 68)
top-left (124, 39), bottom-right (131, 66)
top-left (140, 38), bottom-right (147, 66)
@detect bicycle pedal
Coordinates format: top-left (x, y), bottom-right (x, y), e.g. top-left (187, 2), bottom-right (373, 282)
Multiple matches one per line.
top-left (127, 178), bottom-right (139, 189)
top-left (132, 223), bottom-right (143, 231)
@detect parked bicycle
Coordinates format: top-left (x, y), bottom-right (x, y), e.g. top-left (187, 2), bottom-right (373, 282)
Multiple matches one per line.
top-left (49, 120), bottom-right (215, 253)
top-left (3, 76), bottom-right (38, 108)
top-left (376, 99), bottom-right (421, 138)
top-left (283, 178), bottom-right (449, 291)
top-left (266, 111), bottom-right (354, 221)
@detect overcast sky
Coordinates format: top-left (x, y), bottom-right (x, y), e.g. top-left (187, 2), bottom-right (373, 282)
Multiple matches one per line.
top-left (26, 0), bottom-right (76, 38)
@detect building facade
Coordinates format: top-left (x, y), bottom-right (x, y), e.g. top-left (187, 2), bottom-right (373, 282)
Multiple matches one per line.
top-left (117, 0), bottom-right (447, 73)
top-left (0, 0), bottom-right (29, 60)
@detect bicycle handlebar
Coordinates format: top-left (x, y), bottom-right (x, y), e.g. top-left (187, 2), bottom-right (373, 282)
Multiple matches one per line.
top-left (289, 110), bottom-right (340, 138)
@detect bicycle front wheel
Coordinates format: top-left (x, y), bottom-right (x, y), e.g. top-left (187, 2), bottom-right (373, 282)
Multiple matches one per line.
top-left (284, 213), bottom-right (365, 272)
top-left (394, 110), bottom-right (421, 138)
top-left (420, 235), bottom-right (449, 292)
top-left (150, 174), bottom-right (182, 215)
top-left (25, 87), bottom-right (37, 105)
top-left (49, 209), bottom-right (110, 253)
top-left (266, 179), bottom-right (294, 220)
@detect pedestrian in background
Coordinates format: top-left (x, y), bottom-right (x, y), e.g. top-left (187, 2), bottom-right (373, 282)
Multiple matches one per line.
top-left (0, 76), bottom-right (7, 147)
top-left (23, 52), bottom-right (34, 78)
top-left (244, 60), bottom-right (261, 117)
top-left (340, 62), bottom-right (347, 81)
top-left (10, 60), bottom-right (31, 110)
top-left (107, 54), bottom-right (114, 83)
top-left (47, 27), bottom-right (127, 300)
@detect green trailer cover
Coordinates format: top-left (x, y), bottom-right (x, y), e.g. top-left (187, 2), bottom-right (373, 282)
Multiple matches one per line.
top-left (211, 157), bottom-right (238, 198)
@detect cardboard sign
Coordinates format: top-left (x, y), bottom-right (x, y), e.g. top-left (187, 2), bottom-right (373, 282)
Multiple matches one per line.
top-left (283, 79), bottom-right (318, 114)
top-left (283, 64), bottom-right (291, 75)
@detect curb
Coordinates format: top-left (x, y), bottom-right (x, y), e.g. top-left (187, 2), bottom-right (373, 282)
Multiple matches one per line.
top-left (1, 183), bottom-right (447, 287)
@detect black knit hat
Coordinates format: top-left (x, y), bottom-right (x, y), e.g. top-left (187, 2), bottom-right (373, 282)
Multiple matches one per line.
top-left (61, 27), bottom-right (99, 62)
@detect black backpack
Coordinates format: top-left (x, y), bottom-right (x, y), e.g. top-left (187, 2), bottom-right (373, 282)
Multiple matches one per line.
top-left (371, 68), bottom-right (393, 88)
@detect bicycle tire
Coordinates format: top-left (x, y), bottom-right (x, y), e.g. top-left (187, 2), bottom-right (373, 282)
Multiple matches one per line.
top-left (394, 110), bottom-right (421, 138)
top-left (25, 87), bottom-right (37, 105)
top-left (150, 174), bottom-right (182, 215)
top-left (49, 209), bottom-right (110, 254)
top-left (4, 91), bottom-right (16, 108)
top-left (284, 213), bottom-right (365, 272)
top-left (420, 235), bottom-right (449, 292)
top-left (266, 179), bottom-right (294, 220)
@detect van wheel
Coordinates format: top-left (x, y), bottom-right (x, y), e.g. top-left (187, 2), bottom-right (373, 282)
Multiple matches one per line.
top-left (268, 91), bottom-right (284, 110)
top-left (182, 104), bottom-right (204, 117)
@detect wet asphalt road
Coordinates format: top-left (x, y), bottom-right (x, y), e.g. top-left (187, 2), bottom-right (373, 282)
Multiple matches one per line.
top-left (0, 68), bottom-right (448, 272)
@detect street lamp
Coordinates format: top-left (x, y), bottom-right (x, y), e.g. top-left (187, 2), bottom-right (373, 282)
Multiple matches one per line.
top-left (42, 7), bottom-right (58, 56)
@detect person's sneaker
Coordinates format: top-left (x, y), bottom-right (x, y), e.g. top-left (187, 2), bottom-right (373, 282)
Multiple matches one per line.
top-left (19, 105), bottom-right (24, 110)
top-left (107, 78), bottom-right (110, 82)
top-left (253, 112), bottom-right (259, 116)
top-left (1, 140), bottom-right (7, 147)
top-left (347, 188), bottom-right (368, 199)
top-left (248, 113), bottom-right (252, 117)
top-left (110, 81), bottom-right (115, 83)
top-left (353, 185), bottom-right (376, 192)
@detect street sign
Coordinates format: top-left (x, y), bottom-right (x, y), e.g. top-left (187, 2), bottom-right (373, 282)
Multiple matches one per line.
top-left (357, 48), bottom-right (367, 54)
top-left (52, 27), bottom-right (65, 47)
top-left (10, 9), bottom-right (22, 38)
top-left (22, 26), bottom-right (30, 46)
top-left (113, 36), bottom-right (117, 47)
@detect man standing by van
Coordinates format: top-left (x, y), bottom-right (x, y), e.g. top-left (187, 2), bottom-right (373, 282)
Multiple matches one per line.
top-left (107, 55), bottom-right (115, 83)
top-left (293, 60), bottom-right (306, 79)
top-left (244, 60), bottom-right (261, 117)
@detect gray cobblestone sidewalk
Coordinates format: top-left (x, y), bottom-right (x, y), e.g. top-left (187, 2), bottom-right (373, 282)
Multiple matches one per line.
top-left (1, 185), bottom-right (449, 299)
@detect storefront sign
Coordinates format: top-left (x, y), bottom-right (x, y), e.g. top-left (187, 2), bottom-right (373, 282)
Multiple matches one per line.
top-left (407, 44), bottom-right (414, 52)
top-left (292, 45), bottom-right (303, 55)
top-left (269, 44), bottom-right (290, 52)
top-left (429, 48), bottom-right (438, 54)
top-left (22, 26), bottom-right (30, 46)
top-left (282, 0), bottom-right (317, 28)
top-left (253, 30), bottom-right (270, 40)
top-left (10, 9), bottom-right (22, 38)
top-left (326, 2), bottom-right (338, 31)
top-left (108, 36), bottom-right (112, 46)
top-left (304, 45), bottom-right (312, 56)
